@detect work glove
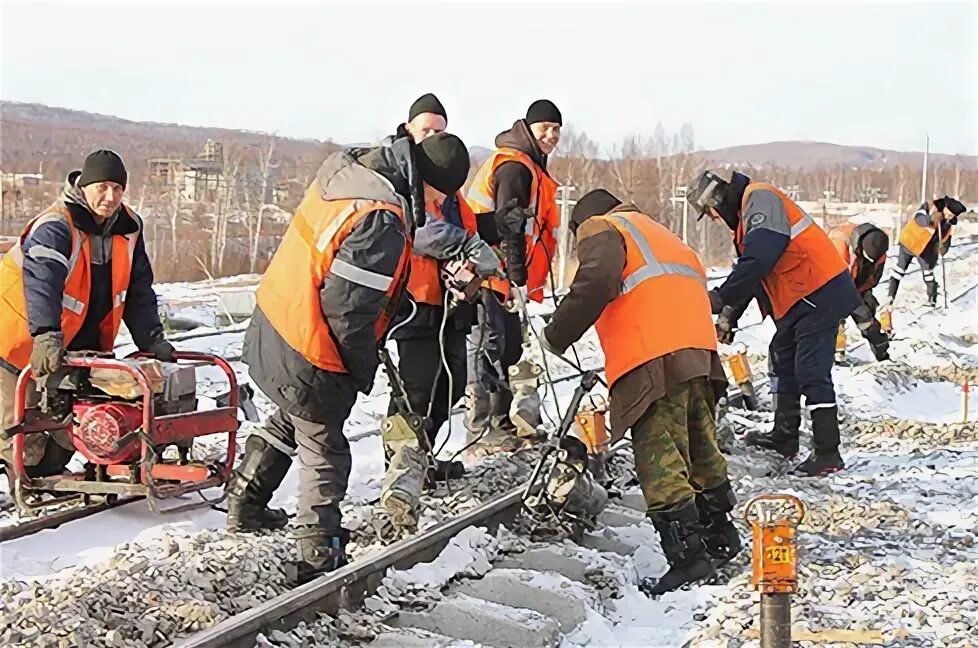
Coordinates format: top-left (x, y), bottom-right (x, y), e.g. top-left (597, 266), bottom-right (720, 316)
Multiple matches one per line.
top-left (715, 306), bottom-right (738, 345)
top-left (864, 325), bottom-right (890, 362)
top-left (539, 327), bottom-right (565, 356)
top-left (708, 289), bottom-right (724, 315)
top-left (30, 331), bottom-right (65, 379)
top-left (147, 339), bottom-right (176, 363)
top-left (461, 234), bottom-right (504, 278)
top-left (502, 237), bottom-right (528, 286)
top-left (939, 238), bottom-right (951, 256)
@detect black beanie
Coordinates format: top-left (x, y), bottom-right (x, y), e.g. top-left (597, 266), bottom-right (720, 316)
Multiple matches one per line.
top-left (78, 149), bottom-right (128, 188)
top-left (859, 229), bottom-right (889, 262)
top-left (526, 99), bottom-right (562, 126)
top-left (936, 195), bottom-right (967, 216)
top-left (571, 189), bottom-right (621, 232)
top-left (409, 93), bottom-right (447, 122)
top-left (416, 132), bottom-right (470, 196)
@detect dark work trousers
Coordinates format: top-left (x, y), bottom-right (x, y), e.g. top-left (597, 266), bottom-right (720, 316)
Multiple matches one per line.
top-left (767, 301), bottom-right (840, 409)
top-left (466, 290), bottom-right (523, 395)
top-left (887, 245), bottom-right (937, 301)
top-left (387, 326), bottom-right (468, 449)
top-left (252, 387), bottom-right (357, 533)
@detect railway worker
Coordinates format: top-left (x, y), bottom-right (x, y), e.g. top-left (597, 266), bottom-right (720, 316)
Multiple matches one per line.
top-left (685, 170), bottom-right (861, 477)
top-left (540, 189), bottom-right (740, 596)
top-left (381, 94), bottom-right (502, 484)
top-left (827, 222), bottom-right (891, 361)
top-left (885, 196), bottom-right (968, 307)
top-left (463, 99), bottom-right (563, 454)
top-left (0, 150), bottom-right (173, 480)
top-left (231, 133), bottom-right (471, 583)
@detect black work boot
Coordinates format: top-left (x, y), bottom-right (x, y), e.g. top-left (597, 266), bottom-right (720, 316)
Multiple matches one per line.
top-left (744, 394), bottom-right (800, 458)
top-left (425, 458), bottom-right (466, 486)
top-left (695, 481), bottom-right (742, 564)
top-left (643, 499), bottom-right (715, 596)
top-left (227, 435), bottom-right (291, 532)
top-left (25, 436), bottom-right (75, 478)
top-left (285, 527), bottom-right (349, 585)
top-left (791, 406), bottom-right (845, 477)
top-left (926, 281), bottom-right (939, 307)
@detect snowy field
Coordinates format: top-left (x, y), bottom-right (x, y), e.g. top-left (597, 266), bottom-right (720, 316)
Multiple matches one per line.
top-left (1, 234), bottom-right (977, 647)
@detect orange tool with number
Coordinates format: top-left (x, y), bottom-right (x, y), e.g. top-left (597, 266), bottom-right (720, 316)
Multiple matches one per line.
top-left (744, 494), bottom-right (806, 647)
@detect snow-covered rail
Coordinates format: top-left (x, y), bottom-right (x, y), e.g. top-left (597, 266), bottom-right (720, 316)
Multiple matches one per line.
top-left (176, 488), bottom-right (526, 648)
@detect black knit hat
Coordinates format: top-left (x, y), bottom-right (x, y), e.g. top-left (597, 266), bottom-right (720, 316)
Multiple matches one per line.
top-left (935, 195), bottom-right (967, 216)
top-left (571, 189), bottom-right (622, 232)
top-left (859, 229), bottom-right (889, 262)
top-left (409, 93), bottom-right (447, 122)
top-left (78, 149), bottom-right (128, 188)
top-left (526, 99), bottom-right (562, 126)
top-left (416, 132), bottom-right (470, 195)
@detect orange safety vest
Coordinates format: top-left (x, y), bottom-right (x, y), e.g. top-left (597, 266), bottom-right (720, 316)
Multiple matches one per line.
top-left (898, 211), bottom-right (952, 256)
top-left (592, 211), bottom-right (717, 387)
top-left (465, 148), bottom-right (559, 303)
top-left (735, 183), bottom-right (846, 320)
top-left (255, 184), bottom-right (411, 374)
top-left (0, 204), bottom-right (139, 370)
top-left (828, 223), bottom-right (883, 293)
top-left (406, 193), bottom-right (478, 306)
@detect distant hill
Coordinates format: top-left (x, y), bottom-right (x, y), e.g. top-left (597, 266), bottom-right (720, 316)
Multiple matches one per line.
top-left (2, 102), bottom-right (974, 181)
top-left (0, 101), bottom-right (338, 183)
top-left (692, 140), bottom-right (976, 170)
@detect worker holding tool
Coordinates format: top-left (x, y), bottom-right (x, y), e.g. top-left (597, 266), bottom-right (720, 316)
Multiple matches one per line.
top-left (827, 223), bottom-right (891, 361)
top-left (0, 150), bottom-right (173, 480)
top-left (229, 133), bottom-right (471, 584)
top-left (380, 94), bottom-right (503, 484)
top-left (885, 196), bottom-right (967, 308)
top-left (464, 100), bottom-right (562, 454)
top-left (685, 170), bottom-right (861, 477)
top-left (540, 189), bottom-right (739, 595)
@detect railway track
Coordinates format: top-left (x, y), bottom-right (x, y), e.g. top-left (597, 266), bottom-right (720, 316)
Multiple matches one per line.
top-left (176, 488), bottom-right (527, 648)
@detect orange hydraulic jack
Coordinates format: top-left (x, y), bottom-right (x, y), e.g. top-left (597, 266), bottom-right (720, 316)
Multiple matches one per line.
top-left (726, 343), bottom-right (758, 410)
top-left (744, 494), bottom-right (806, 648)
top-left (575, 400), bottom-right (609, 483)
top-left (879, 308), bottom-right (893, 335)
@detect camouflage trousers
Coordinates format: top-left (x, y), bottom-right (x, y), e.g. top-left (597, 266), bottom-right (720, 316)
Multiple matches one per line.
top-left (631, 377), bottom-right (729, 512)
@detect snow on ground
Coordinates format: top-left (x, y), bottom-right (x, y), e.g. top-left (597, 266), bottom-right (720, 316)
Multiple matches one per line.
top-left (2, 233), bottom-right (977, 647)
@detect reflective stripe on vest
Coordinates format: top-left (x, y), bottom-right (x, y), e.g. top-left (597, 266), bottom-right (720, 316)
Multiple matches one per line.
top-left (594, 211), bottom-right (717, 387)
top-left (606, 214), bottom-right (706, 293)
top-left (738, 183), bottom-right (847, 320)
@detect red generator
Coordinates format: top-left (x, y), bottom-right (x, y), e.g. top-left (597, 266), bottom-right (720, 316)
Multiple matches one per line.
top-left (4, 352), bottom-right (239, 520)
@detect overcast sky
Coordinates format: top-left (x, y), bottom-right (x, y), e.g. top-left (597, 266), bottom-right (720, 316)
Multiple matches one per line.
top-left (2, 0), bottom-right (976, 155)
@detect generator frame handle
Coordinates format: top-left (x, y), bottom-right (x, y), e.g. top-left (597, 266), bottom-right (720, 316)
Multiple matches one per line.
top-left (10, 352), bottom-right (238, 486)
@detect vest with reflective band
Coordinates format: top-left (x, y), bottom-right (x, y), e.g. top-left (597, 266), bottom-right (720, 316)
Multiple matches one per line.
top-left (255, 186), bottom-right (410, 373)
top-left (735, 183), bottom-right (846, 320)
top-left (828, 223), bottom-right (881, 293)
top-left (465, 148), bottom-right (559, 303)
top-left (406, 193), bottom-right (478, 306)
top-left (0, 205), bottom-right (139, 370)
top-left (593, 211), bottom-right (717, 388)
top-left (898, 211), bottom-right (951, 257)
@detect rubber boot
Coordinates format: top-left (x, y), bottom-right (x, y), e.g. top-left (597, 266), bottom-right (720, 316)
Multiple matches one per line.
top-left (285, 526), bottom-right (348, 586)
top-left (791, 406), bottom-right (845, 477)
top-left (227, 435), bottom-right (291, 532)
top-left (490, 390), bottom-right (518, 436)
top-left (695, 481), bottom-right (742, 564)
top-left (744, 394), bottom-right (800, 458)
top-left (886, 276), bottom-right (900, 302)
top-left (643, 499), bottom-right (716, 596)
top-left (926, 281), bottom-right (939, 308)
top-left (25, 436), bottom-right (75, 478)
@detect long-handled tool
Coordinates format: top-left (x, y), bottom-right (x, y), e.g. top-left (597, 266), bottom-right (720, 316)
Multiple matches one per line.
top-left (938, 220), bottom-right (948, 309)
